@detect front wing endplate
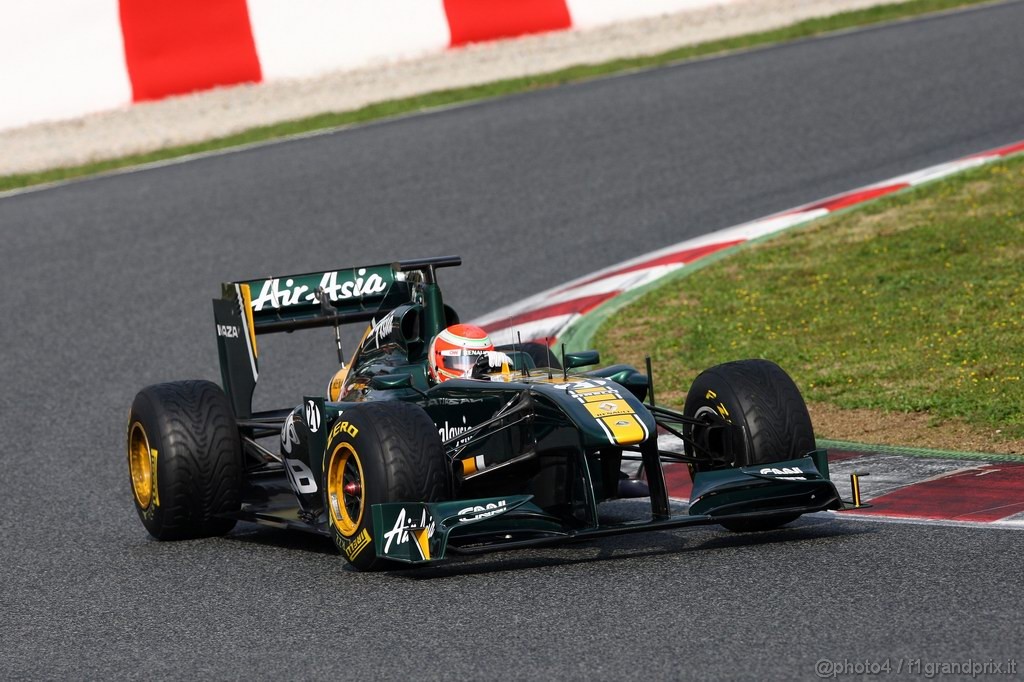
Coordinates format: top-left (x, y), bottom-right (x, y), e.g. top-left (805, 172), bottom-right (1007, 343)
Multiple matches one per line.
top-left (371, 495), bottom-right (533, 564)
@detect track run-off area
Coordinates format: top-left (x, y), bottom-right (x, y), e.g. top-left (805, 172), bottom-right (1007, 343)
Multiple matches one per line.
top-left (1, 2), bottom-right (1022, 678)
top-left (479, 136), bottom-right (1024, 530)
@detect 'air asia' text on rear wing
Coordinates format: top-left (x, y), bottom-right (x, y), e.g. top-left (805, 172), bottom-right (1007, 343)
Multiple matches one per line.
top-left (212, 256), bottom-right (461, 417)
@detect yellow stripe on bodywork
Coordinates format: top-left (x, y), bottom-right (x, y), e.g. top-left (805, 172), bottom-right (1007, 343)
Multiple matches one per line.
top-left (239, 283), bottom-right (258, 359)
top-left (579, 392), bottom-right (618, 403)
top-left (600, 415), bottom-right (646, 446)
top-left (461, 457), bottom-right (478, 475)
top-left (583, 399), bottom-right (634, 418)
top-left (328, 367), bottom-right (350, 401)
top-left (572, 386), bottom-right (607, 395)
top-left (412, 528), bottom-right (431, 560)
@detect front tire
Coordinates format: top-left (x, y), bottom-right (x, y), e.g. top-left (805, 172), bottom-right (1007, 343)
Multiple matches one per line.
top-left (127, 380), bottom-right (242, 540)
top-left (324, 401), bottom-right (448, 571)
top-left (684, 359), bottom-right (814, 532)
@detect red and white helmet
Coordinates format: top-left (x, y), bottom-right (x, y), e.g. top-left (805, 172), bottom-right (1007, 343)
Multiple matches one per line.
top-left (428, 324), bottom-right (495, 383)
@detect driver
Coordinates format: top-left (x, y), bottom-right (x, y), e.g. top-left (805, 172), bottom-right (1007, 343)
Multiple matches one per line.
top-left (428, 324), bottom-right (511, 383)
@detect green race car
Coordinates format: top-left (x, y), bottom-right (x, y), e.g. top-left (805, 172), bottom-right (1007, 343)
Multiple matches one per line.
top-left (127, 256), bottom-right (857, 570)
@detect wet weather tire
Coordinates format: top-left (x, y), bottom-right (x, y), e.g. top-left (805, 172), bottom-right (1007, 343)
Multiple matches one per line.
top-left (127, 380), bottom-right (242, 540)
top-left (324, 401), bottom-right (448, 571)
top-left (684, 359), bottom-right (814, 532)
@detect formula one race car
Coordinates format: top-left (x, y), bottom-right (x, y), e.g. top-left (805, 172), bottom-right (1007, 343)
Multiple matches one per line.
top-left (127, 256), bottom-right (859, 570)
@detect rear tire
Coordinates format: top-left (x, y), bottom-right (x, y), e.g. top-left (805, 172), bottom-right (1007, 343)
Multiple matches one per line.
top-left (684, 359), bottom-right (814, 532)
top-left (324, 401), bottom-right (448, 571)
top-left (127, 380), bottom-right (242, 540)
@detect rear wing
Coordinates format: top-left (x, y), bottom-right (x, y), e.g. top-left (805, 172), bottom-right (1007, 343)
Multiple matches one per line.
top-left (213, 256), bottom-right (460, 417)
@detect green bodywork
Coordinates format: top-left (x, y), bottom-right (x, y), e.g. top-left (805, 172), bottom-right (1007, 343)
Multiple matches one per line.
top-left (368, 453), bottom-right (839, 565)
top-left (214, 257), bottom-right (849, 564)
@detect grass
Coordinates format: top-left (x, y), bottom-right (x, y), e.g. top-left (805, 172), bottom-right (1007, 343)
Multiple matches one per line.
top-left (0, 0), bottom-right (996, 193)
top-left (595, 154), bottom-right (1024, 448)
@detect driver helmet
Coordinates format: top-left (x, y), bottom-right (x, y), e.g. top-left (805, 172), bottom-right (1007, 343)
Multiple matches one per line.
top-left (428, 324), bottom-right (495, 383)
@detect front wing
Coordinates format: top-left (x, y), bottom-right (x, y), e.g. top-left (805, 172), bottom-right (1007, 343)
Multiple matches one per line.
top-left (370, 454), bottom-right (851, 565)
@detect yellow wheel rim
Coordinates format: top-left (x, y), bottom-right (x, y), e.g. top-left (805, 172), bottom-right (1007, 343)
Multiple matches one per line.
top-left (327, 443), bottom-right (364, 536)
top-left (128, 421), bottom-right (154, 508)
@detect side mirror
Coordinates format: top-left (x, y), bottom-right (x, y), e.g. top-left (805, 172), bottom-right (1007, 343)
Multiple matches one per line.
top-left (565, 350), bottom-right (600, 369)
top-left (369, 373), bottom-right (414, 390)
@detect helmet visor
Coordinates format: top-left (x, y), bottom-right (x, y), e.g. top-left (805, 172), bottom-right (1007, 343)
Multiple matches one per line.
top-left (440, 350), bottom-right (481, 374)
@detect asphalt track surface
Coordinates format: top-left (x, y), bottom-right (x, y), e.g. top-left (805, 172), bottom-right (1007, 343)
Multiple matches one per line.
top-left (3, 2), bottom-right (1023, 678)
